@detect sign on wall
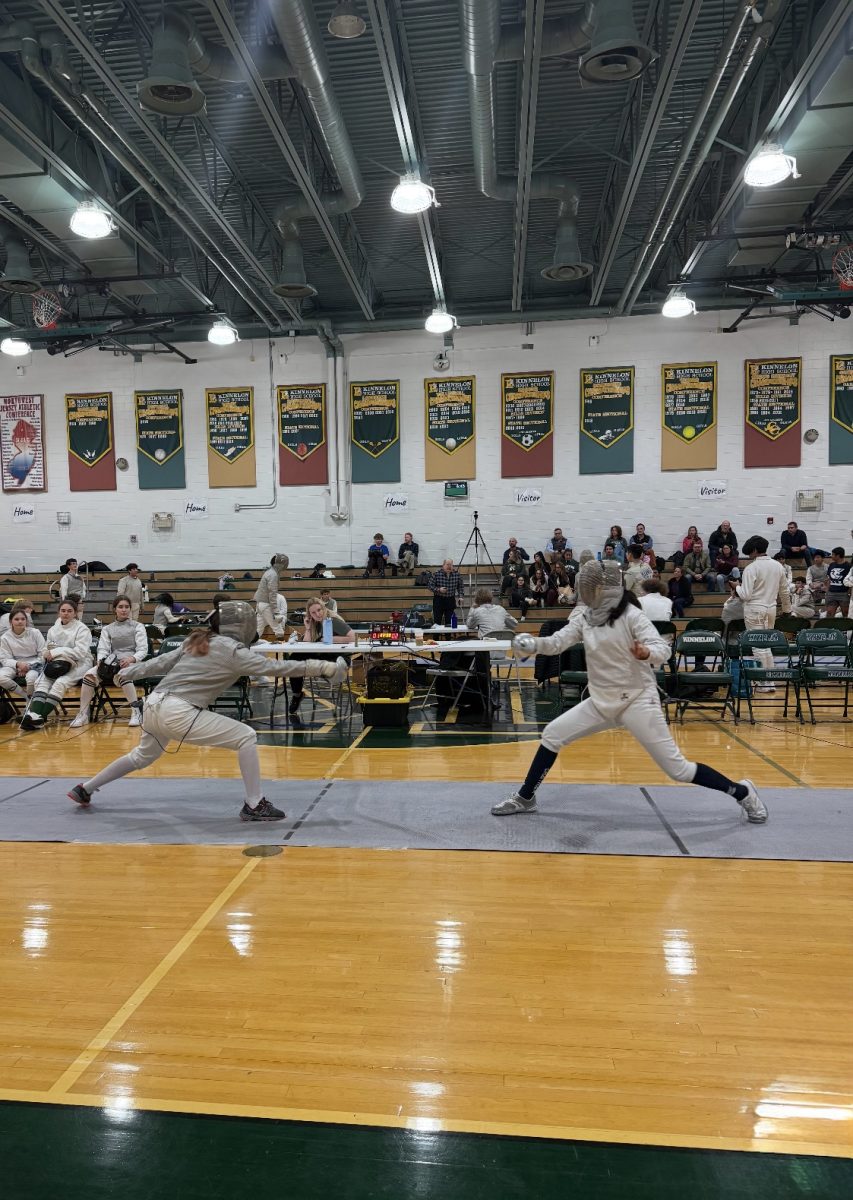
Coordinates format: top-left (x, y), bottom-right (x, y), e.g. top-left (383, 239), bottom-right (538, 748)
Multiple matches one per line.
top-left (277, 383), bottom-right (328, 486)
top-left (744, 357), bottom-right (801, 468)
top-left (135, 389), bottom-right (185, 489)
top-left (579, 367), bottom-right (634, 475)
top-left (206, 387), bottom-right (256, 487)
top-left (66, 391), bottom-right (116, 491)
top-left (11, 502), bottom-right (35, 522)
top-left (424, 376), bottom-right (475, 480)
top-left (830, 355), bottom-right (853, 466)
top-left (0, 393), bottom-right (46, 492)
top-left (661, 362), bottom-right (717, 471)
top-left (501, 371), bottom-right (553, 478)
top-left (351, 380), bottom-right (400, 483)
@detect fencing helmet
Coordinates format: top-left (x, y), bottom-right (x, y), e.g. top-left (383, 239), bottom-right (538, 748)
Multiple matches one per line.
top-left (577, 559), bottom-right (625, 626)
top-left (218, 600), bottom-right (256, 647)
top-left (273, 553), bottom-right (290, 570)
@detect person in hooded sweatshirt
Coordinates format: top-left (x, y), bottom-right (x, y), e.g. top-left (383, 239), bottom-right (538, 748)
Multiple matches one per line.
top-left (20, 598), bottom-right (92, 731)
top-left (491, 559), bottom-right (767, 824)
top-left (0, 607), bottom-right (46, 698)
top-left (70, 595), bottom-right (149, 729)
top-left (66, 600), bottom-right (347, 823)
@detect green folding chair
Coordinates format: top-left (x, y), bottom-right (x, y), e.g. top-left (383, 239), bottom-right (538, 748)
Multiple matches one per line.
top-left (673, 632), bottom-right (736, 723)
top-left (738, 630), bottom-right (802, 724)
top-left (796, 629), bottom-right (853, 723)
top-left (558, 643), bottom-right (588, 710)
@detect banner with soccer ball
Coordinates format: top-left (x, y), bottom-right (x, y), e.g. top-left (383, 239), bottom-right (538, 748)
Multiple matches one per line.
top-left (501, 371), bottom-right (554, 478)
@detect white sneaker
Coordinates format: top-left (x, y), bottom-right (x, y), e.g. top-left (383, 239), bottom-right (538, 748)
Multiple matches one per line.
top-left (69, 711), bottom-right (90, 729)
top-left (755, 683), bottom-right (776, 692)
top-left (738, 778), bottom-right (768, 824)
top-left (128, 708), bottom-right (142, 727)
top-left (491, 792), bottom-right (538, 816)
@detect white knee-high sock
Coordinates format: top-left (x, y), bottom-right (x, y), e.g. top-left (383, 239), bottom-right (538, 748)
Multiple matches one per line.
top-left (237, 741), bottom-right (263, 806)
top-left (78, 680), bottom-right (95, 715)
top-left (121, 680), bottom-right (138, 705)
top-left (83, 754), bottom-right (138, 794)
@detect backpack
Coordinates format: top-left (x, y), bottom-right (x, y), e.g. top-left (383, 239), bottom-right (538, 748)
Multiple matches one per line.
top-left (416, 571), bottom-right (430, 587)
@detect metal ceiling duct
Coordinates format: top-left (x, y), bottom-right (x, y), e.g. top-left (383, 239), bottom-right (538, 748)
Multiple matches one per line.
top-left (0, 229), bottom-right (40, 293)
top-left (271, 222), bottom-right (318, 298)
top-left (579, 0), bottom-right (654, 84)
top-left (541, 199), bottom-right (593, 281)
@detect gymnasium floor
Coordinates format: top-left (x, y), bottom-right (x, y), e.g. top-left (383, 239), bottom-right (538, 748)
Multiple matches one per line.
top-left (1, 690), bottom-right (852, 1197)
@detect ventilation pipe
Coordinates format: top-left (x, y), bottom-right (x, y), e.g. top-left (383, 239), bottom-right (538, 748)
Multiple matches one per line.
top-left (271, 217), bottom-right (318, 299)
top-left (0, 229), bottom-right (40, 294)
top-left (541, 197), bottom-right (593, 282)
top-left (579, 0), bottom-right (654, 84)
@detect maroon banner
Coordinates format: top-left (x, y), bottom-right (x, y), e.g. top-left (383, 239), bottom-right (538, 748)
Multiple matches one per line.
top-left (501, 371), bottom-right (554, 478)
top-left (277, 384), bottom-right (328, 486)
top-left (66, 392), bottom-right (116, 492)
top-left (744, 358), bottom-right (801, 468)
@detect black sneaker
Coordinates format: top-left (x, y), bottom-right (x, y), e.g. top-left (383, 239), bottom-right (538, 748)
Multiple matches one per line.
top-left (20, 713), bottom-right (43, 732)
top-left (240, 797), bottom-right (285, 822)
top-left (68, 784), bottom-right (92, 807)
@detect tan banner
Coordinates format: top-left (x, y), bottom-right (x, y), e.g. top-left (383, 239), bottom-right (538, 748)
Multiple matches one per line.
top-left (206, 387), bottom-right (256, 488)
top-left (661, 362), bottom-right (717, 471)
top-left (424, 376), bottom-right (476, 481)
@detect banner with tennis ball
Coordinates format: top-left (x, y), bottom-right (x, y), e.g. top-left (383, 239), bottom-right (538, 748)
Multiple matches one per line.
top-left (501, 371), bottom-right (553, 478)
top-left (66, 391), bottom-right (116, 491)
top-left (351, 380), bottom-right (400, 483)
top-left (206, 386), bottom-right (256, 487)
top-left (135, 390), bottom-right (185, 489)
top-left (661, 362), bottom-right (717, 471)
top-left (829, 355), bottom-right (853, 466)
top-left (424, 376), bottom-right (475, 481)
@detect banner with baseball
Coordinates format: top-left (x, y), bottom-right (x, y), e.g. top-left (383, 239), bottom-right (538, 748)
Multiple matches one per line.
top-left (424, 376), bottom-right (475, 481)
top-left (66, 391), bottom-right (116, 491)
top-left (278, 383), bottom-right (328, 486)
top-left (206, 387), bottom-right (256, 487)
top-left (0, 394), bottom-right (46, 492)
top-left (501, 371), bottom-right (553, 478)
top-left (829, 355), bottom-right (853, 466)
top-left (661, 362), bottom-right (717, 471)
top-left (135, 389), bottom-right (185, 489)
top-left (579, 367), bottom-right (634, 475)
top-left (350, 380), bottom-right (400, 483)
top-left (744, 357), bottom-right (801, 468)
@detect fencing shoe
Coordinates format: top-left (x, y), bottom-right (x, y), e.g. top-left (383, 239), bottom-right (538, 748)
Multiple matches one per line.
top-left (128, 707), bottom-right (142, 727)
top-left (68, 784), bottom-right (92, 807)
top-left (69, 711), bottom-right (90, 729)
top-left (20, 713), bottom-right (44, 731)
top-left (240, 797), bottom-right (285, 822)
top-left (491, 792), bottom-right (538, 816)
top-left (737, 779), bottom-right (768, 824)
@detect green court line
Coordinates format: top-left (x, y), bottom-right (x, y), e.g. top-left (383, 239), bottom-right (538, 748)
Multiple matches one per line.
top-left (706, 719), bottom-right (807, 786)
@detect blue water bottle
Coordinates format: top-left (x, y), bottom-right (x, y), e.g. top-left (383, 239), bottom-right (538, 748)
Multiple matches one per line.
top-left (450, 611), bottom-right (457, 629)
top-left (596, 551), bottom-right (602, 561)
top-left (322, 616), bottom-right (333, 645)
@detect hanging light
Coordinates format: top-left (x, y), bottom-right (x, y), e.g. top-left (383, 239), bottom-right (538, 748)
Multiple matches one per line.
top-left (661, 290), bottom-right (696, 318)
top-left (69, 200), bottom-right (113, 239)
top-left (425, 306), bottom-right (457, 334)
top-left (207, 317), bottom-right (238, 345)
top-left (0, 336), bottom-right (31, 356)
top-left (390, 175), bottom-right (438, 214)
top-left (743, 142), bottom-right (800, 188)
top-left (328, 1), bottom-right (366, 39)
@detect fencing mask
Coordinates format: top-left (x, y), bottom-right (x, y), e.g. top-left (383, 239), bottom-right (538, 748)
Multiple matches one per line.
top-left (577, 560), bottom-right (625, 626)
top-left (218, 600), bottom-right (256, 647)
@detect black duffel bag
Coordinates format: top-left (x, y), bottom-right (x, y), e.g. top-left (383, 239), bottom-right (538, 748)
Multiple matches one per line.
top-left (366, 660), bottom-right (409, 699)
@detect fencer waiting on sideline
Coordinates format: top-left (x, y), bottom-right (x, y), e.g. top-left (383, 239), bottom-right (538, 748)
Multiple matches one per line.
top-left (254, 553), bottom-right (289, 640)
top-left (492, 559), bottom-right (767, 823)
top-left (67, 600), bottom-right (348, 822)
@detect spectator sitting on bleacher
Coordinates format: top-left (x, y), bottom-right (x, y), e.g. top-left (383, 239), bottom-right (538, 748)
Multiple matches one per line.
top-left (807, 552), bottom-right (829, 603)
top-left (708, 520), bottom-right (738, 560)
top-left (152, 592), bottom-right (185, 632)
top-left (317, 587), bottom-right (337, 617)
top-left (780, 521), bottom-right (813, 567)
top-left (791, 578), bottom-right (817, 619)
top-left (547, 561), bottom-right (573, 605)
top-left (714, 544), bottom-right (741, 592)
top-left (364, 533), bottom-right (390, 578)
top-left (562, 548), bottom-right (577, 578)
top-left (544, 527), bottom-right (569, 564)
top-left (466, 588), bottom-right (518, 637)
top-left (502, 537), bottom-right (529, 564)
top-left (667, 566), bottom-right (694, 618)
top-left (531, 551), bottom-right (549, 575)
top-left (639, 579), bottom-right (673, 622)
top-left (0, 599), bottom-right (34, 633)
top-left (528, 567), bottom-right (549, 611)
top-left (629, 523), bottom-right (653, 551)
top-left (604, 525), bottom-right (628, 563)
top-left (624, 546), bottom-right (652, 597)
top-left (512, 572), bottom-right (534, 618)
top-left (397, 532), bottom-right (419, 577)
top-left (672, 525), bottom-right (699, 568)
top-left (683, 539), bottom-right (716, 591)
top-left (500, 550), bottom-right (527, 597)
top-left (59, 557), bottom-right (87, 618)
top-left (601, 543), bottom-right (621, 568)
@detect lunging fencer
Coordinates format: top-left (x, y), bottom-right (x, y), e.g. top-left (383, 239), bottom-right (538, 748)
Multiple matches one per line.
top-left (67, 601), bottom-right (348, 822)
top-left (492, 560), bottom-right (767, 823)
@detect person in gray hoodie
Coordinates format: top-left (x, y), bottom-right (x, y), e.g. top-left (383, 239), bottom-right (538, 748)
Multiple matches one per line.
top-left (254, 553), bottom-right (289, 640)
top-left (66, 601), bottom-right (347, 822)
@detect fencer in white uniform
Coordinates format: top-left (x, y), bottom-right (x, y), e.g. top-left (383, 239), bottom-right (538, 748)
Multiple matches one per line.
top-left (70, 596), bottom-right (149, 728)
top-left (67, 600), bottom-right (348, 822)
top-left (20, 599), bottom-right (92, 731)
top-left (492, 560), bottom-right (767, 822)
top-left (254, 553), bottom-right (289, 640)
top-left (736, 535), bottom-right (791, 686)
top-left (0, 610), bottom-right (45, 697)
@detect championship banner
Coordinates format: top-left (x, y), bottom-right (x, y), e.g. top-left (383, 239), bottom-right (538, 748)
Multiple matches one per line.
top-left (277, 383), bottom-right (328, 486)
top-left (501, 371), bottom-right (553, 478)
top-left (135, 389), bottom-right (185, 489)
top-left (0, 394), bottom-right (46, 491)
top-left (661, 362), bottom-right (717, 471)
top-left (66, 392), bottom-right (116, 492)
top-left (579, 367), bottom-right (634, 475)
top-left (351, 380), bottom-right (400, 483)
top-left (206, 387), bottom-right (256, 488)
top-left (424, 376), bottom-right (475, 481)
top-left (829, 355), bottom-right (853, 466)
top-left (744, 357), bottom-right (801, 468)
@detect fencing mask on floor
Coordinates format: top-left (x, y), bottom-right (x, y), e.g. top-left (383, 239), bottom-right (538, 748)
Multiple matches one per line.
top-left (218, 600), bottom-right (256, 647)
top-left (577, 560), bottom-right (625, 627)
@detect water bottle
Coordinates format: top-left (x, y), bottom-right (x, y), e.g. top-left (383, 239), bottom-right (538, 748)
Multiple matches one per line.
top-left (596, 551), bottom-right (602, 562)
top-left (450, 611), bottom-right (458, 630)
top-left (322, 616), bottom-right (333, 645)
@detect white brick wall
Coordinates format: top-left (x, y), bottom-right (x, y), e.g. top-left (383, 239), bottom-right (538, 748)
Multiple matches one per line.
top-left (3, 309), bottom-right (852, 572)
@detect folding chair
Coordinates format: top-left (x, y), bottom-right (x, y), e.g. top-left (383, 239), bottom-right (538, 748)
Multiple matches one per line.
top-left (483, 629), bottom-right (516, 710)
top-left (813, 617), bottom-right (853, 634)
top-left (738, 630), bottom-right (803, 724)
top-left (0, 685), bottom-right (25, 720)
top-left (558, 643), bottom-right (588, 710)
top-left (775, 614), bottom-right (811, 640)
top-left (673, 632), bottom-right (736, 723)
top-left (416, 651), bottom-right (480, 719)
top-left (796, 629), bottom-right (853, 723)
top-left (209, 677), bottom-right (253, 721)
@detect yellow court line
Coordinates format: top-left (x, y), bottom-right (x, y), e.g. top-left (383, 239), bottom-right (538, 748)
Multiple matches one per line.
top-left (47, 857), bottom-right (260, 1099)
top-left (323, 725), bottom-right (369, 778)
top-left (2, 1088), bottom-right (851, 1160)
top-left (706, 718), bottom-right (808, 786)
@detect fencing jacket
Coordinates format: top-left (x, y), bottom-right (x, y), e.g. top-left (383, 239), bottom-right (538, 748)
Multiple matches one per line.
top-left (45, 619), bottom-right (92, 666)
top-left (96, 619), bottom-right (148, 663)
top-left (253, 567), bottom-right (280, 608)
top-left (532, 604), bottom-right (671, 717)
top-left (59, 573), bottom-right (87, 602)
top-left (0, 626), bottom-right (46, 672)
top-left (116, 575), bottom-right (145, 609)
top-left (121, 635), bottom-right (333, 709)
top-left (736, 557), bottom-right (792, 611)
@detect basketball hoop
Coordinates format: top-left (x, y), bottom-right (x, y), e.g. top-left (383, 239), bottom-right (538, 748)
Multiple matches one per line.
top-left (832, 245), bottom-right (853, 292)
top-left (32, 288), bottom-right (62, 330)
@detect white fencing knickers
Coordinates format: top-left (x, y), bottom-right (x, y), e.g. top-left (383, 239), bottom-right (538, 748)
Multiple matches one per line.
top-left (540, 688), bottom-right (697, 783)
top-left (82, 692), bottom-right (262, 803)
top-left (256, 601), bottom-right (284, 638)
top-left (743, 603), bottom-right (775, 671)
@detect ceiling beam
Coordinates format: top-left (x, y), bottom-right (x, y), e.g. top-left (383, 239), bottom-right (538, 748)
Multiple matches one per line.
top-left (511, 0), bottom-right (545, 312)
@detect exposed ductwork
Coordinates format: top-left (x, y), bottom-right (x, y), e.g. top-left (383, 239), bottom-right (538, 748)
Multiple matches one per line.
top-left (541, 198), bottom-right (591, 282)
top-left (579, 0), bottom-right (654, 84)
top-left (0, 228), bottom-right (40, 294)
top-left (271, 216), bottom-right (318, 299)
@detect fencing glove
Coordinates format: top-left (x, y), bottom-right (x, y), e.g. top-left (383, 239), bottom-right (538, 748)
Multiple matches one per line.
top-left (513, 633), bottom-right (538, 656)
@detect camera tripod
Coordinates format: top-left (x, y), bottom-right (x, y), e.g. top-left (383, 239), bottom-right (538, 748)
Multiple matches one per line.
top-left (457, 510), bottom-right (498, 590)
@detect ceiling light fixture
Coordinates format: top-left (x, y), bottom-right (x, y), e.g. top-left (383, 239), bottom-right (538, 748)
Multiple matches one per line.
top-left (207, 317), bottom-right (238, 346)
top-left (328, 1), bottom-right (367, 39)
top-left (743, 142), bottom-right (800, 188)
top-left (390, 175), bottom-right (438, 214)
top-left (425, 306), bottom-right (457, 334)
top-left (661, 289), bottom-right (696, 318)
top-left (69, 200), bottom-right (114, 239)
top-left (1, 336), bottom-right (31, 356)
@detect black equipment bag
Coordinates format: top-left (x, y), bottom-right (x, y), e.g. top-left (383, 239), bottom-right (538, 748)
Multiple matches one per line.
top-left (415, 571), bottom-right (430, 586)
top-left (44, 659), bottom-right (72, 679)
top-left (366, 660), bottom-right (409, 699)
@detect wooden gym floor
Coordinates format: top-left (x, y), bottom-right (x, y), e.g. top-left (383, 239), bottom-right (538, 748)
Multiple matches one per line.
top-left (1, 709), bottom-right (852, 1197)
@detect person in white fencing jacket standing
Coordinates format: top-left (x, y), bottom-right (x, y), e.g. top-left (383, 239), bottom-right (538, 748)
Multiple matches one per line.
top-left (736, 535), bottom-right (792, 688)
top-left (254, 553), bottom-right (289, 641)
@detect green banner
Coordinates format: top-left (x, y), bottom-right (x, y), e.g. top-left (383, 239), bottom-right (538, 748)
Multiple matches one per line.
top-left (425, 376), bottom-right (475, 451)
top-left (206, 388), bottom-right (254, 463)
top-left (830, 355), bottom-right (853, 466)
top-left (580, 368), bottom-right (633, 447)
top-left (66, 392), bottom-right (113, 466)
top-left (135, 390), bottom-right (185, 489)
top-left (662, 363), bottom-right (716, 442)
top-left (351, 380), bottom-right (400, 484)
top-left (745, 358), bottom-right (801, 439)
top-left (501, 372), bottom-right (553, 450)
top-left (278, 384), bottom-right (325, 460)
